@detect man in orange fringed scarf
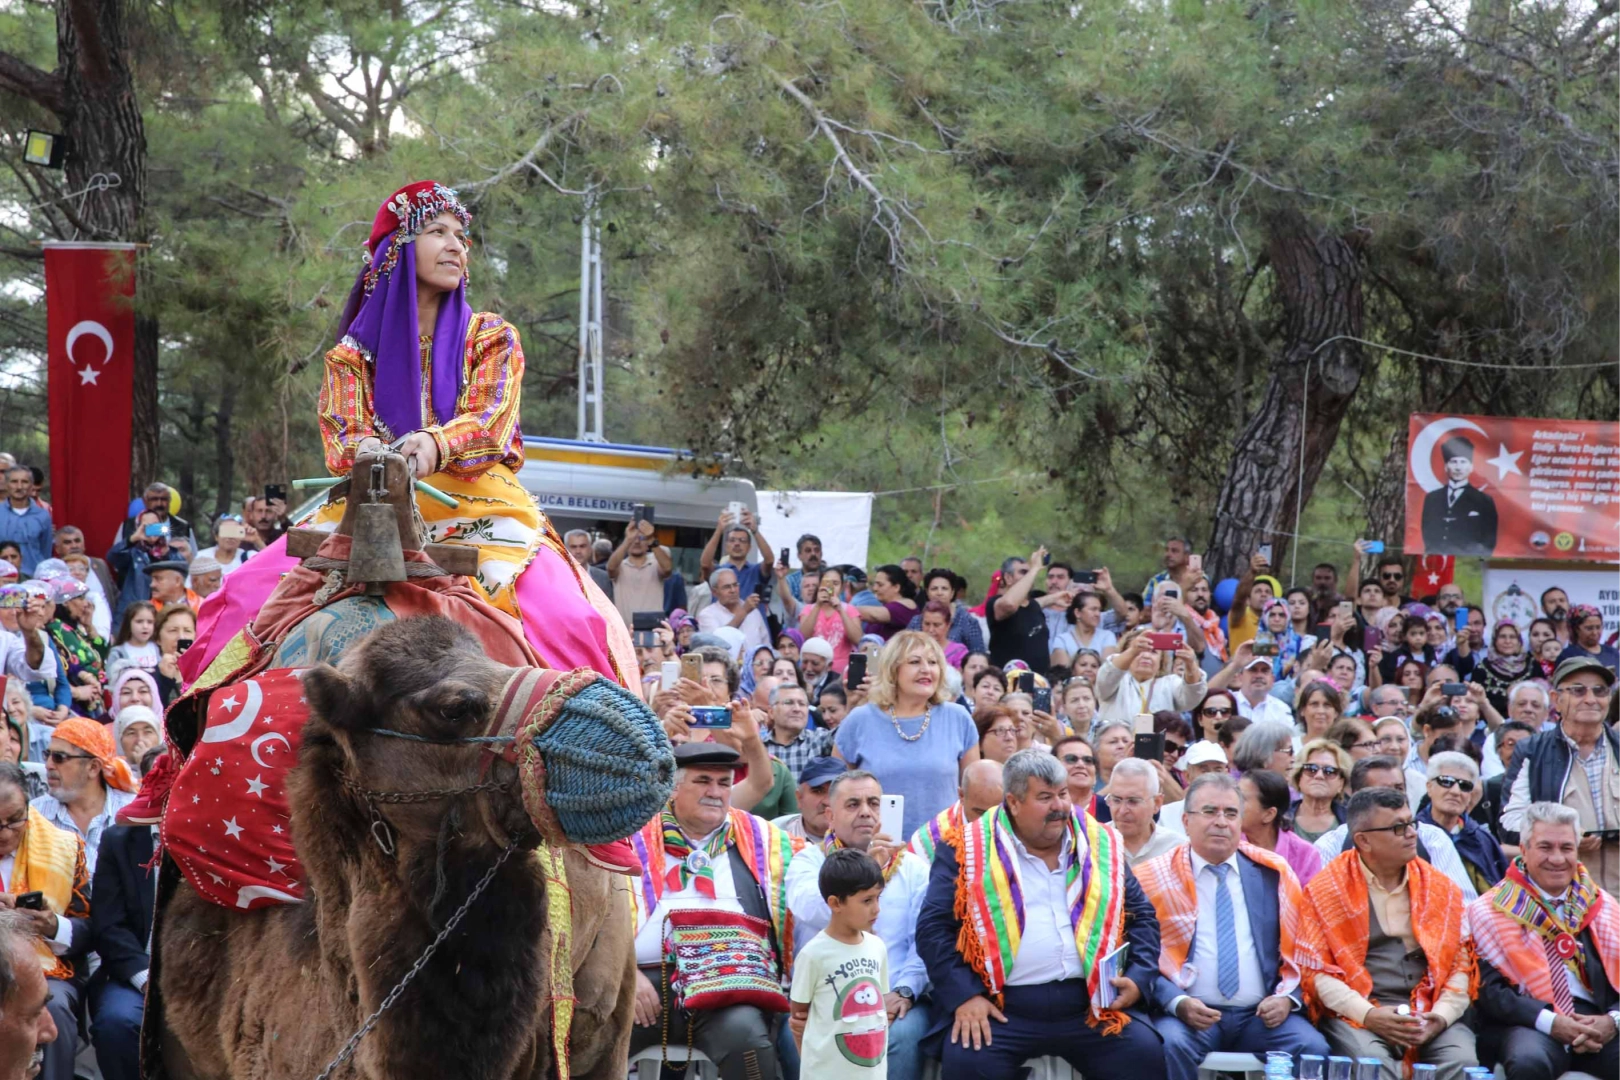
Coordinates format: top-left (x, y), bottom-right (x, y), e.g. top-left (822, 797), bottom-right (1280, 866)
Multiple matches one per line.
top-left (1299, 787), bottom-right (1479, 1079)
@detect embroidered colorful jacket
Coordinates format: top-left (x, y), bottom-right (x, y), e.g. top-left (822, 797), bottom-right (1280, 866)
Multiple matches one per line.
top-left (319, 312), bottom-right (524, 478)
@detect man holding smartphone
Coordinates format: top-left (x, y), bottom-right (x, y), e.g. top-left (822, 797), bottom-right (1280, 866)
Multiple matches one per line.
top-left (606, 511), bottom-right (671, 627)
top-left (699, 507), bottom-right (775, 600)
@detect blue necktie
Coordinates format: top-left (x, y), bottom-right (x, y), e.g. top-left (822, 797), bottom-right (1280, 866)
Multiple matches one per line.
top-left (1212, 863), bottom-right (1239, 999)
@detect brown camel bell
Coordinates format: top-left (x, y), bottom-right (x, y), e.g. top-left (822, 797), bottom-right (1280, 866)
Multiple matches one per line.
top-left (348, 458), bottom-right (408, 594)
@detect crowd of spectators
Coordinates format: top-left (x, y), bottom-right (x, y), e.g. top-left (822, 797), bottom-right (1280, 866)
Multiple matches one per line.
top-left (610, 525), bottom-right (1620, 1080)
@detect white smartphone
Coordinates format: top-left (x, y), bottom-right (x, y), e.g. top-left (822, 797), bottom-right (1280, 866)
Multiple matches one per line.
top-left (725, 500), bottom-right (745, 526)
top-left (660, 660), bottom-right (681, 693)
top-left (880, 795), bottom-right (905, 843)
top-left (1257, 543), bottom-right (1273, 563)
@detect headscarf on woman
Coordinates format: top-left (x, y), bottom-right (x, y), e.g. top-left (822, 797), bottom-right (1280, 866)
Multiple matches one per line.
top-left (39, 574), bottom-right (107, 718)
top-left (52, 716), bottom-right (137, 792)
top-left (334, 181), bottom-right (474, 439)
top-left (109, 667), bottom-right (163, 722)
top-left (738, 644), bottom-right (777, 698)
top-left (113, 704), bottom-right (165, 766)
top-left (1263, 599), bottom-right (1305, 677)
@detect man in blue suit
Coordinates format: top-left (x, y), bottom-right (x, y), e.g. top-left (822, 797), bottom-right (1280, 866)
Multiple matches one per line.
top-left (89, 820), bottom-right (156, 1080)
top-left (914, 749), bottom-right (1167, 1080)
top-left (1134, 772), bottom-right (1330, 1080)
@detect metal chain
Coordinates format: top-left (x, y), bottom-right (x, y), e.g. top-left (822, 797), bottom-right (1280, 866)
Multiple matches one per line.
top-left (311, 840), bottom-right (519, 1080)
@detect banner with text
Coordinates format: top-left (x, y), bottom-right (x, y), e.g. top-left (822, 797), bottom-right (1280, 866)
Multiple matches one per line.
top-left (46, 243), bottom-right (137, 552)
top-left (1405, 413), bottom-right (1619, 562)
top-left (1482, 564), bottom-right (1620, 646)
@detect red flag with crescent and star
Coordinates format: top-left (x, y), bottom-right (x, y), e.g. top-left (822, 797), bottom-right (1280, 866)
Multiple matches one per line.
top-left (45, 243), bottom-right (136, 549)
top-left (1418, 554), bottom-right (1455, 592)
top-left (163, 668), bottom-right (307, 910)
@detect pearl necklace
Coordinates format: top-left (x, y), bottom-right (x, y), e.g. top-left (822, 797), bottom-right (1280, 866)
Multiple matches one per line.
top-left (887, 706), bottom-right (932, 742)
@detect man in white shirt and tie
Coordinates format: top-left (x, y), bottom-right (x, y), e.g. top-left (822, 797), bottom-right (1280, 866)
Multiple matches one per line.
top-left (1135, 773), bottom-right (1331, 1079)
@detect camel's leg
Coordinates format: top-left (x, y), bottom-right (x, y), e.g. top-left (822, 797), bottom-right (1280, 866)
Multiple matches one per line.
top-left (156, 886), bottom-right (233, 1080)
top-left (564, 874), bottom-right (637, 1080)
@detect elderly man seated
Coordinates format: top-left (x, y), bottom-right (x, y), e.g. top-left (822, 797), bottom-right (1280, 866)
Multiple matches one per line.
top-left (628, 742), bottom-right (800, 1080)
top-left (1471, 802), bottom-right (1619, 1080)
top-left (1107, 757), bottom-right (1182, 867)
top-left (34, 720), bottom-right (137, 875)
top-left (1136, 773), bottom-right (1331, 1079)
top-left (1299, 787), bottom-right (1479, 1080)
top-left (1415, 750), bottom-right (1506, 895)
top-left (786, 769), bottom-right (933, 1078)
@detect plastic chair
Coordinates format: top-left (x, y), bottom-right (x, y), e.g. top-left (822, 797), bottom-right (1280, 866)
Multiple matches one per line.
top-left (627, 1044), bottom-right (718, 1080)
top-left (1196, 1051), bottom-right (1265, 1078)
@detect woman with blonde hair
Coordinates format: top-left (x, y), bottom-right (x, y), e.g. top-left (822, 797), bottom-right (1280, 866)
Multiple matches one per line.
top-left (1284, 737), bottom-right (1352, 842)
top-left (832, 629), bottom-right (979, 838)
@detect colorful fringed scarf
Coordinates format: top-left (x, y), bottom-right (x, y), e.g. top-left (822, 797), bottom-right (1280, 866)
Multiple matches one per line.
top-left (1299, 850), bottom-right (1477, 1075)
top-left (908, 802), bottom-right (963, 862)
top-left (1470, 859), bottom-right (1620, 1013)
top-left (951, 806), bottom-right (1130, 1032)
top-left (1134, 841), bottom-right (1303, 995)
top-left (824, 833), bottom-right (906, 884)
top-left (654, 811), bottom-right (731, 897)
top-left (631, 807), bottom-right (801, 975)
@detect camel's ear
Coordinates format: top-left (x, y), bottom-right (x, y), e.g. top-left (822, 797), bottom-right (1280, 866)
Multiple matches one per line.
top-left (407, 679), bottom-right (493, 731)
top-left (302, 664), bottom-right (360, 730)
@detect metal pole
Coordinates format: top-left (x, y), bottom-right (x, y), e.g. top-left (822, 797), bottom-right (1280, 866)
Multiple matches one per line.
top-left (577, 208), bottom-right (590, 442)
top-left (591, 213), bottom-right (605, 441)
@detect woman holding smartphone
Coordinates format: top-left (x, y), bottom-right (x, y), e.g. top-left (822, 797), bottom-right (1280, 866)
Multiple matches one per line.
top-left (798, 565), bottom-right (862, 674)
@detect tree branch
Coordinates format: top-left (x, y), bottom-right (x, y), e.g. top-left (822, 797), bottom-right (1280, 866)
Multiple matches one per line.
top-left (0, 50), bottom-right (65, 115)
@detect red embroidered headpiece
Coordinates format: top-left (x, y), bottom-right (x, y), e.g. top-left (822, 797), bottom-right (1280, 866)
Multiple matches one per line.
top-left (367, 181), bottom-right (470, 256)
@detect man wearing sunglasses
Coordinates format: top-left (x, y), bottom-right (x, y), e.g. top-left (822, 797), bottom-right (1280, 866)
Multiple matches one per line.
top-left (1300, 787), bottom-right (1480, 1078)
top-left (1501, 657), bottom-right (1620, 896)
top-left (32, 721), bottom-right (137, 876)
top-left (1417, 752), bottom-right (1506, 896)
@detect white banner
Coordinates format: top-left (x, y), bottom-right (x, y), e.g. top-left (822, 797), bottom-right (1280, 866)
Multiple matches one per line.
top-left (1481, 562), bottom-right (1620, 641)
top-left (757, 490), bottom-right (874, 570)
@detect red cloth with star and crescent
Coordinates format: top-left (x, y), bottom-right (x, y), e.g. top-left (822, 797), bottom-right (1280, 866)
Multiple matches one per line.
top-left (1418, 554), bottom-right (1455, 592)
top-left (162, 668), bottom-right (307, 910)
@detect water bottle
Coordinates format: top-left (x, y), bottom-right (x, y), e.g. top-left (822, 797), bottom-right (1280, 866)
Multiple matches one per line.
top-left (1326, 1057), bottom-right (1355, 1080)
top-left (1265, 1050), bottom-right (1295, 1080)
top-left (1355, 1057), bottom-right (1382, 1080)
top-left (1462, 1070), bottom-right (1492, 1080)
top-left (1298, 1055), bottom-right (1326, 1080)
top-left (1411, 1066), bottom-right (1438, 1079)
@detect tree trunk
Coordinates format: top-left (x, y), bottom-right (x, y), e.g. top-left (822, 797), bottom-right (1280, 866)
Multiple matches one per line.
top-left (1, 1), bottom-right (154, 493)
top-left (212, 380), bottom-right (237, 520)
top-left (176, 392), bottom-right (204, 515)
top-left (1205, 210), bottom-right (1366, 582)
top-left (1362, 425), bottom-right (1408, 561)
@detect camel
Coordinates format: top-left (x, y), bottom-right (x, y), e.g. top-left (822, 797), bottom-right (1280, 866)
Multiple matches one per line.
top-left (154, 615), bottom-right (642, 1080)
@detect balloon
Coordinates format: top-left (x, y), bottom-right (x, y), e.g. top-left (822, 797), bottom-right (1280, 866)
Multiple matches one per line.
top-left (169, 488), bottom-right (182, 516)
top-left (127, 498), bottom-right (144, 520)
top-left (1213, 577), bottom-right (1238, 617)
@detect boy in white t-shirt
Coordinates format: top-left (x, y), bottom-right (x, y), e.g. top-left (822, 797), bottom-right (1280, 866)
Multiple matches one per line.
top-left (790, 848), bottom-right (889, 1077)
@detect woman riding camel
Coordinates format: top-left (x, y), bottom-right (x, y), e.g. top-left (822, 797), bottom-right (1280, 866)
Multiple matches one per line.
top-left (188, 181), bottom-right (633, 687)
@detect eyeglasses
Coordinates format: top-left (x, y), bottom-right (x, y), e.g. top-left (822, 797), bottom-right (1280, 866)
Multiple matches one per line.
top-left (1380, 572), bottom-right (1404, 581)
top-left (45, 750), bottom-right (93, 765)
top-left (1164, 741), bottom-right (1187, 758)
top-left (1190, 806), bottom-right (1241, 822)
top-left (1352, 739), bottom-right (1381, 751)
top-left (1430, 775), bottom-right (1475, 793)
top-left (1561, 684), bottom-right (1613, 699)
top-left (1059, 754), bottom-right (1095, 767)
top-left (1356, 820), bottom-right (1418, 837)
top-left (1200, 706), bottom-right (1233, 717)
top-left (1376, 735), bottom-right (1407, 748)
top-left (1300, 763), bottom-right (1341, 778)
top-left (0, 814), bottom-right (25, 833)
top-left (987, 726), bottom-right (1018, 738)
top-left (1104, 795), bottom-right (1149, 809)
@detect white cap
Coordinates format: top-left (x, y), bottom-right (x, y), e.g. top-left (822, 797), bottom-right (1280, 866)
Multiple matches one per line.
top-left (801, 636), bottom-right (835, 661)
top-left (1184, 741), bottom-right (1228, 767)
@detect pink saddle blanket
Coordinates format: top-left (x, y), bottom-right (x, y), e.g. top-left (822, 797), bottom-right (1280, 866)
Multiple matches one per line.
top-left (163, 668), bottom-right (308, 910)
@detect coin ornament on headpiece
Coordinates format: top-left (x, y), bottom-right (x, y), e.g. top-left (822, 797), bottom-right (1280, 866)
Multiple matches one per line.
top-left (362, 181), bottom-right (472, 295)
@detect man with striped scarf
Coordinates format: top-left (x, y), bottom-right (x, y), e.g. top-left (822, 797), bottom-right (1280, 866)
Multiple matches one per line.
top-left (1471, 802), bottom-right (1618, 1080)
top-left (914, 749), bottom-right (1166, 1079)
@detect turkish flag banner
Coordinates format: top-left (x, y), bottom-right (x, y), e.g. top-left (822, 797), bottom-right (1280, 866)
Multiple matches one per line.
top-left (1404, 412), bottom-right (1620, 563)
top-left (45, 243), bottom-right (136, 552)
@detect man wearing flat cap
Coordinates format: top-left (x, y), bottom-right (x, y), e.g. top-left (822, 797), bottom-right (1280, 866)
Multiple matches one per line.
top-left (1420, 434), bottom-right (1498, 556)
top-left (628, 741), bottom-right (803, 1080)
top-left (142, 560), bottom-right (197, 612)
top-left (1502, 657), bottom-right (1619, 895)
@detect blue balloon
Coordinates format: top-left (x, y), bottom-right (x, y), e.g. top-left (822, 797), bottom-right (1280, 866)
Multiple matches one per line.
top-left (1213, 577), bottom-right (1239, 617)
top-left (127, 498), bottom-right (144, 519)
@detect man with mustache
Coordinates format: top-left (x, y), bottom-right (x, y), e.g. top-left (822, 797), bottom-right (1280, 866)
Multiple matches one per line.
top-left (1136, 773), bottom-right (1330, 1079)
top-left (915, 748), bottom-right (1167, 1079)
top-left (628, 742), bottom-right (801, 1080)
top-left (0, 909), bottom-right (57, 1079)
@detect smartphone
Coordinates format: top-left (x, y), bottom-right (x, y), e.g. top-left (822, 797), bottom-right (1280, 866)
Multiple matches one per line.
top-left (1584, 829), bottom-right (1620, 842)
top-left (1440, 682), bottom-right (1468, 697)
top-left (631, 502), bottom-right (655, 526)
top-left (632, 630), bottom-right (660, 649)
top-left (176, 638), bottom-right (194, 655)
top-left (13, 891), bottom-right (43, 911)
top-left (780, 547), bottom-right (790, 567)
top-left (264, 483), bottom-right (287, 504)
top-left (1187, 554), bottom-right (1202, 574)
top-left (846, 653), bottom-right (868, 688)
top-left (1041, 551), bottom-right (1052, 567)
top-left (1336, 600), bottom-right (1354, 619)
top-left (143, 521), bottom-right (169, 539)
top-left (1031, 686), bottom-right (1051, 713)
top-left (1007, 670), bottom-right (1030, 693)
top-left (688, 706), bottom-right (732, 730)
top-left (1363, 626), bottom-right (1383, 652)
top-left (1134, 732), bottom-right (1166, 762)
top-left (1251, 639), bottom-right (1278, 657)
top-left (1257, 544), bottom-right (1273, 563)
top-left (1312, 624), bottom-right (1333, 642)
top-left (1146, 632), bottom-right (1183, 651)
top-left (1454, 608), bottom-right (1468, 632)
top-left (1132, 712), bottom-right (1156, 734)
top-left (632, 611), bottom-right (664, 632)
top-left (1160, 584), bottom-right (1181, 602)
top-left (725, 500), bottom-right (745, 526)
top-left (660, 661), bottom-right (681, 693)
top-left (1364, 540), bottom-right (1385, 554)
top-left (880, 795), bottom-right (905, 842)
top-left (1073, 570), bottom-right (1098, 585)
top-left (680, 653), bottom-right (704, 684)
